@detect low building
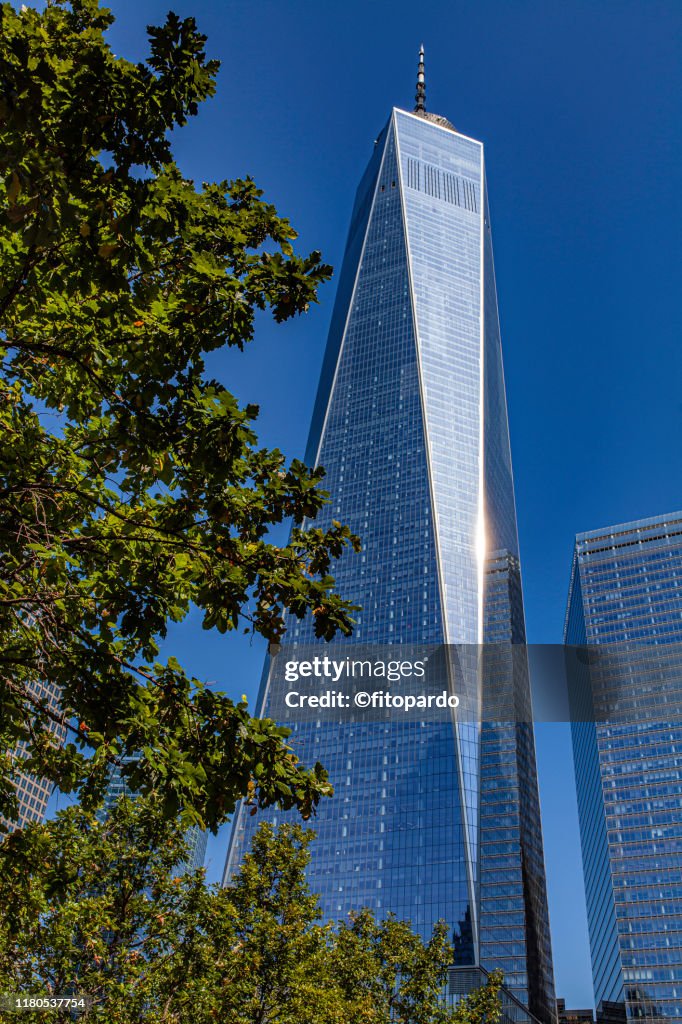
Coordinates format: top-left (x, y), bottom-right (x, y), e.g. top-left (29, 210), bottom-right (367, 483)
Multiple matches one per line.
top-left (556, 998), bottom-right (593, 1023)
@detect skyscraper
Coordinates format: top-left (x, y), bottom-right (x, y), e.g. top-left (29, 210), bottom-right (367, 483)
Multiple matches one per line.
top-left (1, 681), bottom-right (64, 831)
top-left (565, 511), bottom-right (682, 1020)
top-left (225, 53), bottom-right (556, 1023)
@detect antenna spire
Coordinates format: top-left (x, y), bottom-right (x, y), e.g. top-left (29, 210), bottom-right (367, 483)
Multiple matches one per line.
top-left (415, 44), bottom-right (426, 113)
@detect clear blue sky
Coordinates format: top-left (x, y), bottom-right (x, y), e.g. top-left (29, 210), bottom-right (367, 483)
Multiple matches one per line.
top-left (61, 0), bottom-right (682, 1008)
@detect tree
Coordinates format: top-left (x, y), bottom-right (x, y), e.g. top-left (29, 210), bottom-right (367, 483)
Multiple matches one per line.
top-left (0, 806), bottom-right (503, 1023)
top-left (0, 0), bottom-right (361, 832)
top-left (331, 911), bottom-right (501, 1024)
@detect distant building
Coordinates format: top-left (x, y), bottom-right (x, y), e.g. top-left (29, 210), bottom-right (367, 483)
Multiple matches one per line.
top-left (596, 1001), bottom-right (627, 1024)
top-left (98, 760), bottom-right (207, 874)
top-left (556, 999), bottom-right (594, 1024)
top-left (565, 511), bottom-right (682, 1020)
top-left (7, 762), bottom-right (53, 830)
top-left (555, 1000), bottom-right (624, 1024)
top-left (2, 681), bottom-right (64, 831)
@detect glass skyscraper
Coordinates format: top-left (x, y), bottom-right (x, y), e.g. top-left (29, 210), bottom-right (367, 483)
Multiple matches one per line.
top-left (565, 511), bottom-right (682, 1020)
top-left (225, 62), bottom-right (556, 1023)
top-left (2, 681), bottom-right (63, 831)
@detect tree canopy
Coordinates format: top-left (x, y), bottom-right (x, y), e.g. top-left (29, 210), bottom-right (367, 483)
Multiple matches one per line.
top-left (0, 806), bottom-right (503, 1023)
top-left (0, 0), bottom-right (361, 831)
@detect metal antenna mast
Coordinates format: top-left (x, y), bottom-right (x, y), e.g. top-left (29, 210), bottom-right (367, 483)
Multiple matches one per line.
top-left (415, 44), bottom-right (426, 113)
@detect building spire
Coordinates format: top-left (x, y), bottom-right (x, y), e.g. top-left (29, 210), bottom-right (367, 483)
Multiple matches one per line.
top-left (415, 44), bottom-right (426, 113)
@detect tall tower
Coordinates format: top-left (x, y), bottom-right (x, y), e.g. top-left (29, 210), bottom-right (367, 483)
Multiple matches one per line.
top-left (565, 511), bottom-right (682, 1021)
top-left (225, 53), bottom-right (556, 1023)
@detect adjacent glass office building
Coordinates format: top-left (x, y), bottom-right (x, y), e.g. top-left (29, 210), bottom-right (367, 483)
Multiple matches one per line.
top-left (565, 512), bottom-right (682, 1020)
top-left (2, 681), bottom-right (63, 831)
top-left (225, 82), bottom-right (556, 1023)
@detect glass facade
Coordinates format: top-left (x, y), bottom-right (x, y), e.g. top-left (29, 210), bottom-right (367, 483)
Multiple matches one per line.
top-left (565, 512), bottom-right (682, 1020)
top-left (482, 552), bottom-right (556, 1019)
top-left (225, 107), bottom-right (555, 1022)
top-left (2, 681), bottom-right (63, 831)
